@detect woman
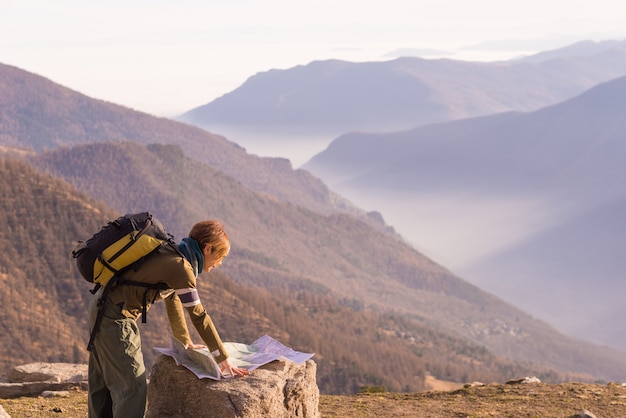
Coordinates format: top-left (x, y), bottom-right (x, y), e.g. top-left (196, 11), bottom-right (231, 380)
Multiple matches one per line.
top-left (87, 220), bottom-right (249, 418)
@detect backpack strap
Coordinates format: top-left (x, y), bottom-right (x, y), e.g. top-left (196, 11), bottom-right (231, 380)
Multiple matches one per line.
top-left (86, 240), bottom-right (186, 352)
top-left (87, 276), bottom-right (120, 352)
top-left (167, 238), bottom-right (186, 259)
top-left (86, 277), bottom-right (169, 351)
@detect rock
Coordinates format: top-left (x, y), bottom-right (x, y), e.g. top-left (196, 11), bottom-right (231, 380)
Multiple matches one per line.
top-left (7, 363), bottom-right (87, 383)
top-left (41, 390), bottom-right (70, 398)
top-left (0, 381), bottom-right (86, 399)
top-left (506, 376), bottom-right (541, 385)
top-left (0, 363), bottom-right (88, 399)
top-left (570, 410), bottom-right (598, 418)
top-left (0, 404), bottom-right (10, 418)
top-left (146, 355), bottom-right (320, 418)
top-left (464, 381), bottom-right (485, 388)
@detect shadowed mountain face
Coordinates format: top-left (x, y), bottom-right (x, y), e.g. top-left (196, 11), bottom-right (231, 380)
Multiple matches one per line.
top-left (303, 76), bottom-right (626, 350)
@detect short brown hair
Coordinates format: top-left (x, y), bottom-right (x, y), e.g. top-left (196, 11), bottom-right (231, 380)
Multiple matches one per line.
top-left (188, 220), bottom-right (231, 259)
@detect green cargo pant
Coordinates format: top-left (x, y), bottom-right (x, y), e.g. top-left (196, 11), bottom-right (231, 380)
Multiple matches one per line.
top-left (88, 288), bottom-right (147, 418)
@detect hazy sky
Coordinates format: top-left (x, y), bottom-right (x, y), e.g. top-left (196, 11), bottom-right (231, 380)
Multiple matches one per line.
top-left (3, 0), bottom-right (626, 117)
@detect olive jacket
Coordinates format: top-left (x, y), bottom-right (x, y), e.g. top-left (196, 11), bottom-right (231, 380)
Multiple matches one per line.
top-left (106, 244), bottom-right (228, 363)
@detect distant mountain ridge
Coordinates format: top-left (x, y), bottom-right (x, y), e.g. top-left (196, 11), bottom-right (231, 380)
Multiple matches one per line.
top-left (302, 75), bottom-right (626, 350)
top-left (178, 40), bottom-right (626, 139)
top-left (517, 39), bottom-right (626, 63)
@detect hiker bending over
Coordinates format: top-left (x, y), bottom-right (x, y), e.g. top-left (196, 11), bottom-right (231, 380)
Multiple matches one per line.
top-left (87, 220), bottom-right (249, 418)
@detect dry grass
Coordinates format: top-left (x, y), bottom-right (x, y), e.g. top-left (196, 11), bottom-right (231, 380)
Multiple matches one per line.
top-left (4, 382), bottom-right (626, 417)
top-left (1, 390), bottom-right (87, 417)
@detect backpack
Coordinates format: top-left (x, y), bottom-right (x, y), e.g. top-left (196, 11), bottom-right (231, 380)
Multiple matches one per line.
top-left (72, 212), bottom-right (180, 351)
top-left (72, 211), bottom-right (172, 287)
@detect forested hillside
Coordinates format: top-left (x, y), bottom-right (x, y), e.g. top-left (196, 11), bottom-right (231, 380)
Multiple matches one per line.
top-left (0, 157), bottom-right (112, 367)
top-left (0, 156), bottom-right (554, 394)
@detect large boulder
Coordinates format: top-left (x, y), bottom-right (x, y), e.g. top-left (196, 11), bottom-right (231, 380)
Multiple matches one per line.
top-left (0, 363), bottom-right (87, 399)
top-left (7, 363), bottom-right (87, 383)
top-left (146, 355), bottom-right (320, 418)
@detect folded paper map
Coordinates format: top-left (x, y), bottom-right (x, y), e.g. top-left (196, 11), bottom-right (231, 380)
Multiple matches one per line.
top-left (155, 334), bottom-right (315, 380)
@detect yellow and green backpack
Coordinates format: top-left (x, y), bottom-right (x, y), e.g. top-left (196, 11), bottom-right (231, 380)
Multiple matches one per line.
top-left (72, 211), bottom-right (172, 287)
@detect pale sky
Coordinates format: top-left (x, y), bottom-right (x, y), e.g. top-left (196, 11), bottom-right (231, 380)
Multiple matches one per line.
top-left (2, 0), bottom-right (626, 117)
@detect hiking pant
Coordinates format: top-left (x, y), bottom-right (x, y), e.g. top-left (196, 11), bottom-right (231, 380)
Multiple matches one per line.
top-left (88, 288), bottom-right (147, 418)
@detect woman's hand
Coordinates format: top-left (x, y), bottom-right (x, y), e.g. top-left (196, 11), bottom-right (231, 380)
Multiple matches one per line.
top-left (220, 358), bottom-right (250, 378)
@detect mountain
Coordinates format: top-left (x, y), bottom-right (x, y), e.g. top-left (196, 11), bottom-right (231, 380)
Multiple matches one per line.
top-left (3, 61), bottom-right (626, 391)
top-left (0, 62), bottom-right (360, 218)
top-left (178, 40), bottom-right (626, 149)
top-left (302, 76), bottom-right (626, 350)
top-left (517, 39), bottom-right (626, 63)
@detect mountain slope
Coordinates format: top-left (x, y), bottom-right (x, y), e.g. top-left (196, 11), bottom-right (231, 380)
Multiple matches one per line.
top-left (4, 155), bottom-right (551, 394)
top-left (0, 62), bottom-right (359, 218)
top-left (303, 76), bottom-right (626, 350)
top-left (24, 141), bottom-right (626, 384)
top-left (179, 40), bottom-right (626, 140)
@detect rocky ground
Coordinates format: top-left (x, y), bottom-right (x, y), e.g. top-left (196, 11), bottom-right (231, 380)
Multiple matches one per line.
top-left (3, 382), bottom-right (626, 417)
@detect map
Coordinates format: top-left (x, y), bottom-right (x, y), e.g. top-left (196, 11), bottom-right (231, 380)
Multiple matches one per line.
top-left (155, 334), bottom-right (315, 380)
